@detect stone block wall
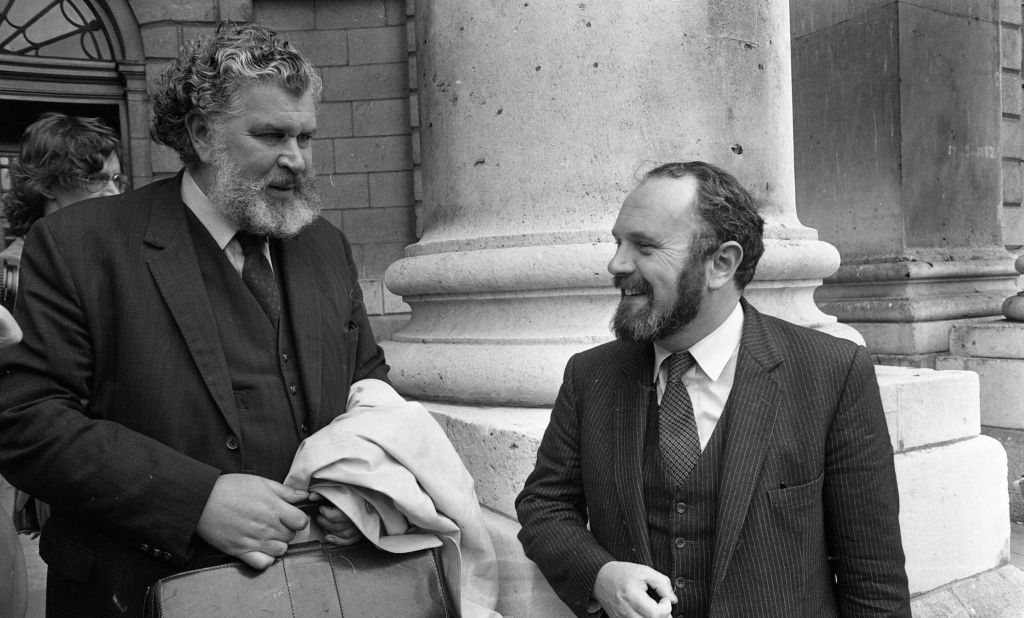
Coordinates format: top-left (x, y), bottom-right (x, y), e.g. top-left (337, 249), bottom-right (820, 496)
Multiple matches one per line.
top-left (1001, 0), bottom-right (1024, 249)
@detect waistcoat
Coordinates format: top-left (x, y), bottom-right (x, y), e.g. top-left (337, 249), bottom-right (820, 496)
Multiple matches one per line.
top-left (187, 213), bottom-right (310, 482)
top-left (643, 396), bottom-right (729, 618)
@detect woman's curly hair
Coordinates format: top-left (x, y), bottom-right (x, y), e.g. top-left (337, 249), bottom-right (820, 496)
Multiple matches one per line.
top-left (150, 21), bottom-right (323, 166)
top-left (3, 113), bottom-right (120, 238)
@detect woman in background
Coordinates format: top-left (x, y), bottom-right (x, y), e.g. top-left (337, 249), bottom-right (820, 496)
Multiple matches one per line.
top-left (0, 112), bottom-right (125, 546)
top-left (1, 113), bottom-right (125, 294)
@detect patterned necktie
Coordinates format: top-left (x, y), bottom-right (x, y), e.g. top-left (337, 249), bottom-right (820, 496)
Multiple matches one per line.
top-left (235, 232), bottom-right (280, 327)
top-left (659, 351), bottom-right (701, 486)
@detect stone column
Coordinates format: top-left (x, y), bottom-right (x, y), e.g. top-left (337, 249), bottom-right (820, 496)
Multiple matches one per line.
top-left (385, 0), bottom-right (857, 407)
top-left (791, 0), bottom-right (1019, 367)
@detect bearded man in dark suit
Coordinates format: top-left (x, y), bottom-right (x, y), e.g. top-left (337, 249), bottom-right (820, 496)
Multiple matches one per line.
top-left (0, 22), bottom-right (388, 617)
top-left (516, 161), bottom-right (910, 618)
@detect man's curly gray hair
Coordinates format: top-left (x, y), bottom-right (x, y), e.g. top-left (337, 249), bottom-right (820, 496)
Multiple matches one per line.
top-left (150, 21), bottom-right (323, 166)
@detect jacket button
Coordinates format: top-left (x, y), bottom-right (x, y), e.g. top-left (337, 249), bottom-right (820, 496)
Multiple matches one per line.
top-left (140, 543), bottom-right (150, 553)
top-left (162, 551), bottom-right (172, 561)
top-left (288, 384), bottom-right (297, 394)
top-left (675, 577), bottom-right (686, 589)
top-left (225, 435), bottom-right (240, 450)
top-left (300, 423), bottom-right (309, 434)
top-left (674, 537), bottom-right (689, 549)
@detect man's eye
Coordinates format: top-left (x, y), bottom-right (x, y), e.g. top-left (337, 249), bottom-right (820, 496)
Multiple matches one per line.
top-left (296, 135), bottom-right (312, 148)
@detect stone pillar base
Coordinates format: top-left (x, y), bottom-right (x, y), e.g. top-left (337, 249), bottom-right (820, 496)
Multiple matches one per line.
top-left (815, 253), bottom-right (1019, 362)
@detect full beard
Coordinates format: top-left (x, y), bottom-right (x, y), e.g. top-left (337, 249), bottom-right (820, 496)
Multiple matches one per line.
top-left (208, 147), bottom-right (322, 239)
top-left (611, 264), bottom-right (705, 343)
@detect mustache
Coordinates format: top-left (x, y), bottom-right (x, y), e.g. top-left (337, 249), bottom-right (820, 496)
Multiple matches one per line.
top-left (613, 274), bottom-right (651, 294)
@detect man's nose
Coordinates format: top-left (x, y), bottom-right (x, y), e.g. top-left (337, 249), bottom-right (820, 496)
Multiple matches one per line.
top-left (608, 245), bottom-right (634, 275)
top-left (277, 139), bottom-right (307, 174)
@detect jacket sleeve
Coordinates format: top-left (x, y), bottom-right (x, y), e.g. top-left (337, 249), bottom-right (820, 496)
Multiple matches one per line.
top-left (515, 355), bottom-right (615, 617)
top-left (825, 345), bottom-right (911, 617)
top-left (0, 220), bottom-right (220, 561)
top-left (338, 229), bottom-right (389, 385)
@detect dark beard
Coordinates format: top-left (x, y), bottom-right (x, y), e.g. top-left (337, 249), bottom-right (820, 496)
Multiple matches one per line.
top-left (208, 146), bottom-right (322, 239)
top-left (610, 261), bottom-right (705, 343)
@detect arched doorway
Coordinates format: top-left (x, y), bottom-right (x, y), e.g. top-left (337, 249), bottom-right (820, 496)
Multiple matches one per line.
top-left (0, 0), bottom-right (144, 244)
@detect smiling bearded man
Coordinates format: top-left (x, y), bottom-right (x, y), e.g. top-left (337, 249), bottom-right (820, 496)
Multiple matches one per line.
top-left (517, 161), bottom-right (910, 618)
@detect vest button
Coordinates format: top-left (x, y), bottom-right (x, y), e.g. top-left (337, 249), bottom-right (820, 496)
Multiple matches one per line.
top-left (288, 384), bottom-right (297, 394)
top-left (225, 435), bottom-right (240, 450)
top-left (675, 577), bottom-right (687, 589)
top-left (675, 502), bottom-right (689, 514)
top-left (674, 537), bottom-right (689, 549)
top-left (300, 423), bottom-right (309, 434)
top-left (281, 353), bottom-right (290, 363)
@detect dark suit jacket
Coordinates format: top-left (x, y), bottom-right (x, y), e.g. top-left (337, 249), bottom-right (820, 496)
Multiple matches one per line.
top-left (0, 175), bottom-right (389, 614)
top-left (516, 299), bottom-right (910, 617)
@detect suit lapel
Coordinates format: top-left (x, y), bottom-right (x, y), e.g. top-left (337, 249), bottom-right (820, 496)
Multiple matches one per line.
top-left (145, 175), bottom-right (241, 437)
top-left (711, 299), bottom-right (783, 592)
top-left (612, 342), bottom-right (655, 567)
top-left (275, 235), bottom-right (323, 425)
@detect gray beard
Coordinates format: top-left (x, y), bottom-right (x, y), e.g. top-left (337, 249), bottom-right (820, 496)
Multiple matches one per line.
top-left (208, 149), bottom-right (322, 239)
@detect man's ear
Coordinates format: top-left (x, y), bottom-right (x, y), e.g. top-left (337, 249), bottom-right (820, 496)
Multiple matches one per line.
top-left (184, 113), bottom-right (216, 164)
top-left (706, 241), bottom-right (743, 290)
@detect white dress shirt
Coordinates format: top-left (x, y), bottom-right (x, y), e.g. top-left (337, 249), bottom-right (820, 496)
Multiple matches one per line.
top-left (180, 169), bottom-right (273, 275)
top-left (653, 301), bottom-right (744, 450)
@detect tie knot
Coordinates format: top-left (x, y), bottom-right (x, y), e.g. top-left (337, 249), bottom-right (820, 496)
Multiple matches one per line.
top-left (666, 352), bottom-right (695, 382)
top-left (235, 232), bottom-right (265, 256)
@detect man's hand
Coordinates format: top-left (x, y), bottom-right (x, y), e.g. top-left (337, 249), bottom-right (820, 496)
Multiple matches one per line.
top-left (195, 474), bottom-right (310, 570)
top-left (0, 306), bottom-right (22, 350)
top-left (308, 491), bottom-right (363, 546)
top-left (593, 561), bottom-right (676, 618)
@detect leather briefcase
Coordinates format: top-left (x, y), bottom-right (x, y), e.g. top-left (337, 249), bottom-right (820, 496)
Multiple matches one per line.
top-left (144, 540), bottom-right (456, 617)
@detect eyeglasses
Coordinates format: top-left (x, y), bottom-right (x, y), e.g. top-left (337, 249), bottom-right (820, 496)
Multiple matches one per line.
top-left (77, 173), bottom-right (129, 193)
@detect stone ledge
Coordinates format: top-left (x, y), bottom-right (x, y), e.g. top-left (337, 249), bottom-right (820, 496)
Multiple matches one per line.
top-left (910, 565), bottom-right (1024, 618)
top-left (876, 365), bottom-right (980, 451)
top-left (936, 356), bottom-right (1024, 429)
top-left (948, 316), bottom-right (1024, 358)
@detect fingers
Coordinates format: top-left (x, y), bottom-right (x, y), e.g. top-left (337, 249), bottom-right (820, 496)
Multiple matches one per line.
top-left (239, 550), bottom-right (275, 571)
top-left (279, 503), bottom-right (310, 532)
top-left (272, 481), bottom-right (311, 504)
top-left (317, 504), bottom-right (362, 545)
top-left (644, 570), bottom-right (677, 606)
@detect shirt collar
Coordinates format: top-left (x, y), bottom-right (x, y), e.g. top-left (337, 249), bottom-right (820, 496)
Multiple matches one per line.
top-left (180, 168), bottom-right (237, 251)
top-left (653, 300), bottom-right (744, 381)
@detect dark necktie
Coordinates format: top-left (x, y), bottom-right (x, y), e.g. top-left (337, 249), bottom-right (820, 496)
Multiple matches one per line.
top-left (235, 232), bottom-right (280, 327)
top-left (659, 352), bottom-right (701, 486)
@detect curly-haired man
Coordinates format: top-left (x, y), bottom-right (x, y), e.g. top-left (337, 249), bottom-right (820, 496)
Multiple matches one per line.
top-left (0, 22), bottom-right (389, 616)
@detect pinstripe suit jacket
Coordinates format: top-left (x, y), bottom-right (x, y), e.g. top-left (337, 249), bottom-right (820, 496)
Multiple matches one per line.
top-left (516, 299), bottom-right (910, 617)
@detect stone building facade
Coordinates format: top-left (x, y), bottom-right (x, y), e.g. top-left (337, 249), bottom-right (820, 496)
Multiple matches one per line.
top-left (1, 0), bottom-right (1023, 614)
